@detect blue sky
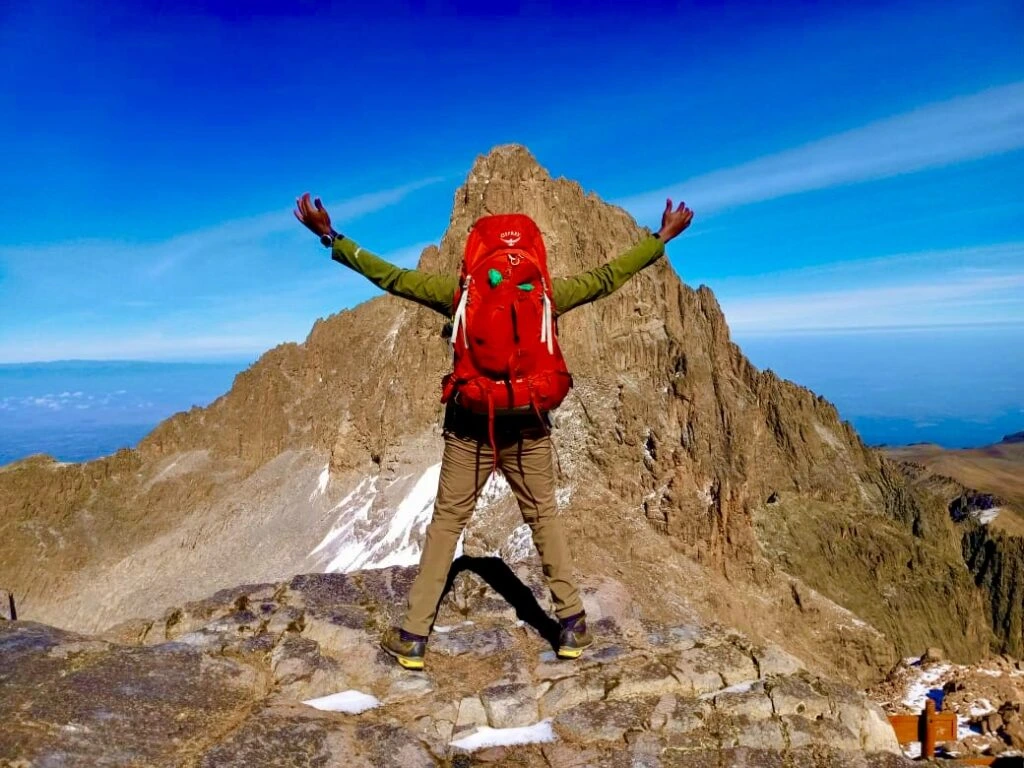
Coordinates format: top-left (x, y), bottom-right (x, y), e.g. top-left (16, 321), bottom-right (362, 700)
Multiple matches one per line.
top-left (1, 0), bottom-right (1022, 362)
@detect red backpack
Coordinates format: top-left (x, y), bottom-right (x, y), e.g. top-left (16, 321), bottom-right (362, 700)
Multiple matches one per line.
top-left (441, 214), bottom-right (572, 442)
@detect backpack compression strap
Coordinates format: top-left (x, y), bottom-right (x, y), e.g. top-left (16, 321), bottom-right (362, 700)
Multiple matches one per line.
top-left (539, 278), bottom-right (554, 354)
top-left (451, 276), bottom-right (471, 352)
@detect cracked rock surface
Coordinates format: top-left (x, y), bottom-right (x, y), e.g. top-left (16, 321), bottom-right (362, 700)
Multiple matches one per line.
top-left (0, 563), bottom-right (915, 767)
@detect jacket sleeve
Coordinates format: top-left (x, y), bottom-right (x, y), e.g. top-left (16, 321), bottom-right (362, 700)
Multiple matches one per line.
top-left (331, 237), bottom-right (457, 317)
top-left (551, 234), bottom-right (665, 315)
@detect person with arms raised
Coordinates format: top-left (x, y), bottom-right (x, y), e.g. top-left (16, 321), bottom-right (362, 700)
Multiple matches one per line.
top-left (294, 191), bottom-right (693, 669)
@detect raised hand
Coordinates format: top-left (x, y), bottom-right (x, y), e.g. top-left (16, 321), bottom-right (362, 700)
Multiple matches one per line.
top-left (657, 198), bottom-right (694, 243)
top-left (293, 192), bottom-right (334, 238)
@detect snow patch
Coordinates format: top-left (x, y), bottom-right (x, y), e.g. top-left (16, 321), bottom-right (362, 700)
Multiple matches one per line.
top-left (309, 464), bottom-right (330, 501)
top-left (902, 663), bottom-right (951, 711)
top-left (303, 690), bottom-right (380, 714)
top-left (555, 487), bottom-right (572, 509)
top-left (477, 472), bottom-right (511, 509)
top-left (310, 477), bottom-right (378, 557)
top-left (367, 463), bottom-right (442, 569)
top-left (313, 462), bottom-right (481, 575)
top-left (449, 719), bottom-right (556, 751)
top-left (382, 309), bottom-right (407, 354)
top-left (433, 621), bottom-right (474, 634)
top-left (319, 464), bottom-right (442, 573)
top-left (454, 529), bottom-right (466, 560)
top-left (957, 714), bottom-right (983, 741)
top-left (143, 451), bottom-right (208, 488)
top-left (502, 523), bottom-right (536, 563)
top-left (973, 507), bottom-right (1002, 525)
top-left (829, 601), bottom-right (877, 633)
top-left (387, 472), bottom-right (413, 488)
top-left (969, 698), bottom-right (996, 717)
top-left (701, 679), bottom-right (757, 700)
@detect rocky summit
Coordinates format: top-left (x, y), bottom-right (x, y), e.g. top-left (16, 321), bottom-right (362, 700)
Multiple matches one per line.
top-left (1, 562), bottom-right (912, 767)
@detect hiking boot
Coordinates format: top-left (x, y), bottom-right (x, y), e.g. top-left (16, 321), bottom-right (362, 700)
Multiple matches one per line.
top-left (380, 627), bottom-right (426, 670)
top-left (556, 611), bottom-right (593, 659)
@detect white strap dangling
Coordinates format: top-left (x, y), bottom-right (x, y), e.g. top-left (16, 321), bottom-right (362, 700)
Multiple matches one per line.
top-left (540, 281), bottom-right (554, 354)
top-left (451, 276), bottom-right (471, 351)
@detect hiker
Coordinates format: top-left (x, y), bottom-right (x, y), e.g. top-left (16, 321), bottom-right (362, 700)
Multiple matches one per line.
top-left (294, 192), bottom-right (693, 669)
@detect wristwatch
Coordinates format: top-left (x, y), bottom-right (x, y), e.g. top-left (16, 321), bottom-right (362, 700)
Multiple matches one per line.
top-left (320, 228), bottom-right (341, 247)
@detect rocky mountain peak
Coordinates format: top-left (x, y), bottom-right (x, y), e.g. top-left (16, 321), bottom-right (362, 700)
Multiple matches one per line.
top-left (431, 142), bottom-right (644, 277)
top-left (0, 144), bottom-right (1007, 691)
top-left (465, 142), bottom-right (550, 184)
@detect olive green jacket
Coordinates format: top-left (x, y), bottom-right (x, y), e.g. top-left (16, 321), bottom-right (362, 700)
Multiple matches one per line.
top-left (331, 234), bottom-right (665, 316)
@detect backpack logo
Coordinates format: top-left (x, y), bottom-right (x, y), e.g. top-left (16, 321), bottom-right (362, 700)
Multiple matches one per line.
top-left (499, 230), bottom-right (521, 246)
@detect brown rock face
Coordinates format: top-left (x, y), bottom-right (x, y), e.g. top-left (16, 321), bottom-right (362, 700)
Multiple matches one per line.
top-left (0, 144), bottom-right (998, 683)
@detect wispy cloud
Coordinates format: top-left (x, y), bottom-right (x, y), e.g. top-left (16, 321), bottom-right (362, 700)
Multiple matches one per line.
top-left (2, 391), bottom-right (93, 412)
top-left (715, 242), bottom-right (1024, 334)
top-left (145, 177), bottom-right (444, 277)
top-left (0, 176), bottom-right (443, 282)
top-left (0, 236), bottom-right (440, 363)
top-left (0, 332), bottom-right (282, 363)
top-left (724, 274), bottom-right (1024, 333)
top-left (0, 176), bottom-right (445, 363)
top-left (616, 81), bottom-right (1024, 215)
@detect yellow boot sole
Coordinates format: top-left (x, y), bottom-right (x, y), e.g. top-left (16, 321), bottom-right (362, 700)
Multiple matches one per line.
top-left (381, 643), bottom-right (425, 670)
top-left (556, 647), bottom-right (585, 659)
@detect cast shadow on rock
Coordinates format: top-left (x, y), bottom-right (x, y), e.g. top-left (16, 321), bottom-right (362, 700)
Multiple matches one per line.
top-left (436, 555), bottom-right (561, 650)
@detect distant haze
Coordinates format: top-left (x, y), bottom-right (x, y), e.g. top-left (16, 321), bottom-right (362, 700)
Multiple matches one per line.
top-left (737, 325), bottom-right (1023, 448)
top-left (2, 327), bottom-right (1020, 464)
top-left (0, 361), bottom-right (247, 464)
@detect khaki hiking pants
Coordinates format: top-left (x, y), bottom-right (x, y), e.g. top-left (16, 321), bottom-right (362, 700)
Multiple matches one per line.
top-left (400, 431), bottom-right (584, 636)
